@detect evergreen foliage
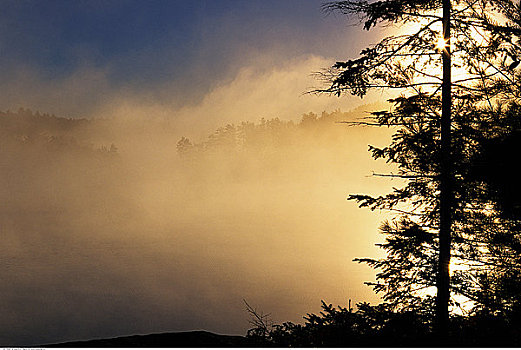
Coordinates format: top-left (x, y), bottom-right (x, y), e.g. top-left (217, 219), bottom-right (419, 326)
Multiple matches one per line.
top-left (312, 0), bottom-right (521, 320)
top-left (243, 0), bottom-right (521, 345)
top-left (246, 299), bottom-right (521, 346)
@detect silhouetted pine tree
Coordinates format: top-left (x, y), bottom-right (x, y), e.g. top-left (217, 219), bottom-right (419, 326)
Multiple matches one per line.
top-left (316, 0), bottom-right (521, 338)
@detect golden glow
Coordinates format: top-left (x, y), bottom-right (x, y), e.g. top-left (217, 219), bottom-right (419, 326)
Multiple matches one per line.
top-left (449, 259), bottom-right (470, 276)
top-left (0, 98), bottom-right (393, 339)
top-left (435, 36), bottom-right (447, 51)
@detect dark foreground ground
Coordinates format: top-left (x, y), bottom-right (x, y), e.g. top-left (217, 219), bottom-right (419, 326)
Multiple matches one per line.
top-left (31, 328), bottom-right (521, 348)
top-left (41, 330), bottom-right (253, 348)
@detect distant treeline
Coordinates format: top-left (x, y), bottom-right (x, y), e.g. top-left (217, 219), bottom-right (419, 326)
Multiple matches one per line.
top-left (2, 107), bottom-right (382, 158)
top-left (176, 108), bottom-right (376, 158)
top-left (0, 108), bottom-right (117, 155)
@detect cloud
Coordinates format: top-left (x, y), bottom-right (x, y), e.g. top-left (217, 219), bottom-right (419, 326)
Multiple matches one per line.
top-left (86, 54), bottom-right (387, 140)
top-left (174, 55), bottom-right (355, 134)
top-left (0, 64), bottom-right (113, 118)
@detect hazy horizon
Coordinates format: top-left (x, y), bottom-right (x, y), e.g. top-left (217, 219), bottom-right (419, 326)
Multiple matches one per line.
top-left (0, 0), bottom-right (399, 345)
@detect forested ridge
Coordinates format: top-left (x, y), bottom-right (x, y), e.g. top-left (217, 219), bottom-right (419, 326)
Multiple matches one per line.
top-left (0, 108), bottom-right (117, 155)
top-left (176, 107), bottom-right (379, 156)
top-left (1, 106), bottom-right (377, 157)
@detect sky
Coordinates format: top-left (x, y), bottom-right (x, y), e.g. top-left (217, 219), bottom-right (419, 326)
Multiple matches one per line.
top-left (0, 0), bottom-right (399, 346)
top-left (0, 0), bottom-right (388, 127)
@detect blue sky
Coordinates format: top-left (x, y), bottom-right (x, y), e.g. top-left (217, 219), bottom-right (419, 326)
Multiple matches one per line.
top-left (2, 1), bottom-right (345, 79)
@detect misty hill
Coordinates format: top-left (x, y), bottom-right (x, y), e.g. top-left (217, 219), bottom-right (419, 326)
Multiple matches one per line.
top-left (0, 108), bottom-right (88, 136)
top-left (0, 108), bottom-right (116, 154)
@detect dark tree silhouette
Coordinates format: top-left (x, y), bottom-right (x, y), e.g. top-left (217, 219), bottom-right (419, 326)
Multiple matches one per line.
top-left (317, 0), bottom-right (521, 339)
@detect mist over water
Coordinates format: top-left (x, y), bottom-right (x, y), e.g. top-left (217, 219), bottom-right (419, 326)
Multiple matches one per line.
top-left (0, 104), bottom-right (395, 346)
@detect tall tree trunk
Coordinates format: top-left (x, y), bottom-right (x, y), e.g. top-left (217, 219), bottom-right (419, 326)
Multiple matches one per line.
top-left (437, 0), bottom-right (452, 339)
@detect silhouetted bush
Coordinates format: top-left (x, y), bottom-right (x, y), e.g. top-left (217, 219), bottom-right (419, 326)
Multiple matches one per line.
top-left (246, 300), bottom-right (521, 347)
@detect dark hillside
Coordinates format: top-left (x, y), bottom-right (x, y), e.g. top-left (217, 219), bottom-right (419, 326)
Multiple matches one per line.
top-left (42, 330), bottom-right (252, 348)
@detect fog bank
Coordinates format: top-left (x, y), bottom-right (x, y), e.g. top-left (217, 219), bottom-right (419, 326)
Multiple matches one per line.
top-left (0, 105), bottom-right (396, 346)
